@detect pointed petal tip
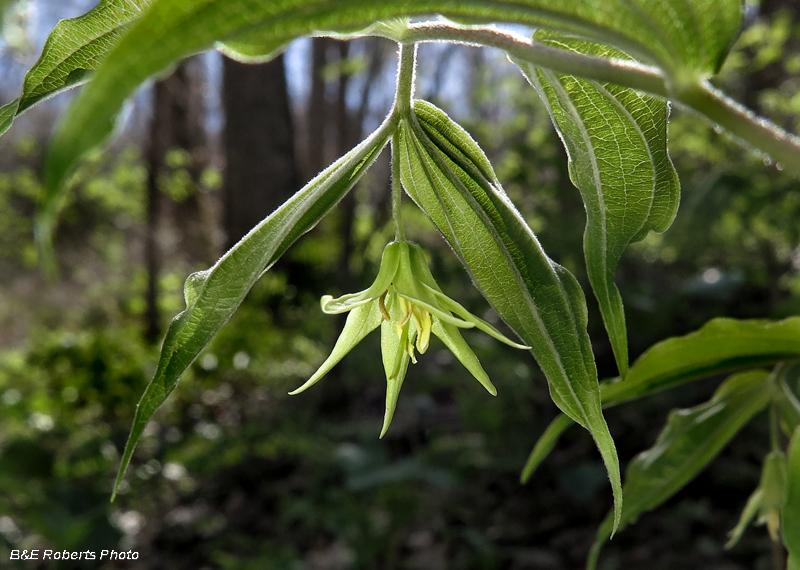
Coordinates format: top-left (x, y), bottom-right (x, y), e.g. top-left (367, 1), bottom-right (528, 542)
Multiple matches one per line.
top-left (288, 377), bottom-right (318, 396)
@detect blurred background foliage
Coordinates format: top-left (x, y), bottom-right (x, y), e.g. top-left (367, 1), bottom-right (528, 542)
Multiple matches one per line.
top-left (0, 0), bottom-right (799, 568)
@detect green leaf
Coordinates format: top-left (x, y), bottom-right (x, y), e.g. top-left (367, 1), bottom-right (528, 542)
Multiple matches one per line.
top-left (398, 100), bottom-right (621, 532)
top-left (518, 32), bottom-right (679, 377)
top-left (602, 317), bottom-right (800, 407)
top-left (520, 413), bottom-right (574, 483)
top-left (215, 35), bottom-right (291, 64)
top-left (45, 0), bottom-right (742, 218)
top-left (0, 101), bottom-right (16, 136)
top-left (785, 427), bottom-right (800, 561)
top-left (589, 370), bottom-right (771, 568)
top-left (112, 117), bottom-right (393, 499)
top-left (0, 0), bottom-right (152, 140)
top-left (522, 319), bottom-right (800, 483)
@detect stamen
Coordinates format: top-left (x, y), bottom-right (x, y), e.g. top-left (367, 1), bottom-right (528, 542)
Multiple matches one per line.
top-left (406, 336), bottom-right (417, 364)
top-left (378, 291), bottom-right (391, 321)
top-left (413, 307), bottom-right (432, 353)
top-left (398, 297), bottom-right (412, 327)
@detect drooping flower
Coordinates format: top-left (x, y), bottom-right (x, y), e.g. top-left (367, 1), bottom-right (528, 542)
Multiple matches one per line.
top-left (290, 240), bottom-right (529, 437)
top-left (726, 450), bottom-right (788, 548)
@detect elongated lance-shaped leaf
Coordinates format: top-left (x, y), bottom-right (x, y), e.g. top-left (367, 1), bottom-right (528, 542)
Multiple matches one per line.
top-left (112, 118), bottom-right (393, 499)
top-left (397, 100), bottom-right (621, 532)
top-left (602, 317), bottom-right (800, 407)
top-left (519, 32), bottom-right (679, 377)
top-left (588, 370), bottom-right (771, 570)
top-left (522, 317), bottom-right (800, 482)
top-left (0, 0), bottom-right (152, 140)
top-left (785, 427), bottom-right (800, 565)
top-left (520, 413), bottom-right (574, 483)
top-left (45, 0), bottom-right (742, 216)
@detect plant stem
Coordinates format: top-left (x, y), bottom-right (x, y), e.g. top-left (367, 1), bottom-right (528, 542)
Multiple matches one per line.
top-left (678, 80), bottom-right (800, 173)
top-left (391, 131), bottom-right (405, 241)
top-left (390, 42), bottom-right (416, 241)
top-left (380, 22), bottom-right (800, 177)
top-left (771, 403), bottom-right (781, 453)
top-left (399, 23), bottom-right (667, 95)
top-left (393, 42), bottom-right (416, 116)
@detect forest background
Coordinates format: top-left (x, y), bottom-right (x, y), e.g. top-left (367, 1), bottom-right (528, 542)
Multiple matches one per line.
top-left (1, 0), bottom-right (799, 568)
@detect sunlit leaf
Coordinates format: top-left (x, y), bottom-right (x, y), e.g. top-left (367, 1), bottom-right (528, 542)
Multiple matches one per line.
top-left (588, 370), bottom-right (771, 569)
top-left (45, 0), bottom-right (742, 217)
top-left (398, 100), bottom-right (621, 531)
top-left (112, 117), bottom-right (393, 498)
top-left (602, 317), bottom-right (800, 406)
top-left (522, 318), bottom-right (800, 483)
top-left (519, 32), bottom-right (679, 376)
top-left (0, 0), bottom-right (152, 139)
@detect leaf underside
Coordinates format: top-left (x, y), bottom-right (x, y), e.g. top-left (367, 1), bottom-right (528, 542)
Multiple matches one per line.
top-left (112, 118), bottom-right (393, 498)
top-left (589, 369), bottom-right (771, 569)
top-left (20, 0), bottom-right (745, 540)
top-left (397, 100), bottom-right (621, 532)
top-left (519, 31), bottom-right (679, 377)
top-left (45, 0), bottom-right (742, 219)
top-left (0, 0), bottom-right (153, 140)
top-left (522, 317), bottom-right (800, 481)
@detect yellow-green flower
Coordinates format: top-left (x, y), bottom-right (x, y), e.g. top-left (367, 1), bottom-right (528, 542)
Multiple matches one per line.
top-left (290, 241), bottom-right (529, 437)
top-left (726, 450), bottom-right (788, 548)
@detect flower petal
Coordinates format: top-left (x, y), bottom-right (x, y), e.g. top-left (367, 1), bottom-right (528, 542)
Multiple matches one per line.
top-left (413, 306), bottom-right (432, 353)
top-left (289, 301), bottom-right (382, 395)
top-left (320, 242), bottom-right (401, 314)
top-left (432, 319), bottom-right (497, 396)
top-left (726, 487), bottom-right (763, 549)
top-left (395, 292), bottom-right (473, 328)
top-left (423, 284), bottom-right (530, 349)
top-left (380, 293), bottom-right (417, 438)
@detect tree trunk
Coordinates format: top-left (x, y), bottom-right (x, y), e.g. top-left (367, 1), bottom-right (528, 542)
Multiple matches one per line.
top-left (222, 54), bottom-right (299, 249)
top-left (144, 80), bottom-right (166, 344)
top-left (305, 38), bottom-right (331, 179)
top-left (143, 59), bottom-right (209, 343)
